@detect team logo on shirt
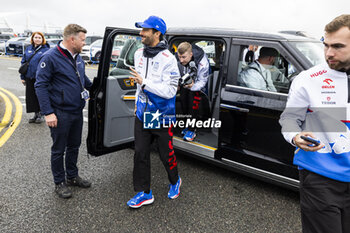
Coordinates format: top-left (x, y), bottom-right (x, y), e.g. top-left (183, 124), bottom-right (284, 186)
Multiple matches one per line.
top-left (322, 78), bottom-right (335, 89)
top-left (322, 96), bottom-right (336, 105)
top-left (40, 62), bottom-right (46, 68)
top-left (153, 62), bottom-right (159, 72)
top-left (310, 69), bottom-right (327, 78)
top-left (323, 78), bottom-right (333, 85)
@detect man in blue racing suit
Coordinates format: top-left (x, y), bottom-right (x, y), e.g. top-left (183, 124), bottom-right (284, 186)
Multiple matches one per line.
top-left (127, 15), bottom-right (182, 208)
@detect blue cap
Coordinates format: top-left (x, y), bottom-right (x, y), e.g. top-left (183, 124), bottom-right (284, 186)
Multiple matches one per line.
top-left (135, 16), bottom-right (167, 35)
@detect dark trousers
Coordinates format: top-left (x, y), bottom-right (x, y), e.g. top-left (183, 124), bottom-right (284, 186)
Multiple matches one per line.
top-left (299, 169), bottom-right (350, 233)
top-left (25, 78), bottom-right (40, 113)
top-left (50, 109), bottom-right (83, 184)
top-left (133, 117), bottom-right (179, 192)
top-left (180, 87), bottom-right (202, 130)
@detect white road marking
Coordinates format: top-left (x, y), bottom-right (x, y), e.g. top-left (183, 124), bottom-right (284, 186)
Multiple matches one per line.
top-left (8, 67), bottom-right (19, 70)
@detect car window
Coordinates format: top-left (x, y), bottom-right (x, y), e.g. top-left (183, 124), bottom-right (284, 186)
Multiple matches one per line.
top-left (0, 35), bottom-right (13, 40)
top-left (91, 39), bottom-right (103, 47)
top-left (237, 45), bottom-right (295, 94)
top-left (85, 36), bottom-right (102, 46)
top-left (170, 39), bottom-right (225, 71)
top-left (290, 41), bottom-right (324, 66)
top-left (8, 37), bottom-right (25, 42)
top-left (109, 35), bottom-right (143, 76)
top-left (45, 35), bottom-right (62, 39)
top-left (85, 37), bottom-right (93, 45)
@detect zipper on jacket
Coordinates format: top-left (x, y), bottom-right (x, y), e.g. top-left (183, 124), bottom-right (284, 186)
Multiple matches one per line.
top-left (61, 90), bottom-right (65, 104)
top-left (347, 74), bottom-right (350, 103)
top-left (143, 58), bottom-right (150, 112)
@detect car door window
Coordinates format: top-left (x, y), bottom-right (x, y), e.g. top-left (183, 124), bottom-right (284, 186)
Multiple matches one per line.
top-left (109, 35), bottom-right (143, 76)
top-left (237, 45), bottom-right (296, 94)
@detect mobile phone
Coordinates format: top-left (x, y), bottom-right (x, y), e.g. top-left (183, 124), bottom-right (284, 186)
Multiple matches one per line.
top-left (300, 136), bottom-right (320, 146)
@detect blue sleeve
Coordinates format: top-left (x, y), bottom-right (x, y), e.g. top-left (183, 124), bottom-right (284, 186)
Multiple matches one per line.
top-left (84, 74), bottom-right (92, 91)
top-left (82, 61), bottom-right (92, 90)
top-left (20, 49), bottom-right (27, 80)
top-left (34, 54), bottom-right (54, 115)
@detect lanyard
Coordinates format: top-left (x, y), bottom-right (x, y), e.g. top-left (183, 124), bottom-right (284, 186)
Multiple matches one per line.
top-left (26, 45), bottom-right (42, 64)
top-left (57, 45), bottom-right (84, 91)
top-left (348, 74), bottom-right (350, 103)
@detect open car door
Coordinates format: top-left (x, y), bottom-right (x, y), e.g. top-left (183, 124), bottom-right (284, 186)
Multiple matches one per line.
top-left (87, 28), bottom-right (142, 156)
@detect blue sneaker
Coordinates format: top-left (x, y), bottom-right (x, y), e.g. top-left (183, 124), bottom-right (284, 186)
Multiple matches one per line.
top-left (181, 128), bottom-right (189, 135)
top-left (168, 176), bottom-right (182, 199)
top-left (183, 130), bottom-right (196, 141)
top-left (127, 191), bottom-right (154, 208)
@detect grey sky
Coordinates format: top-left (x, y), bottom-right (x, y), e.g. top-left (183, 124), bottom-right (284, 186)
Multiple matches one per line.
top-left (0, 0), bottom-right (349, 39)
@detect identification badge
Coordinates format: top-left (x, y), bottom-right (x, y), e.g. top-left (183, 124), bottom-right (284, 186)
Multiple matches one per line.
top-left (81, 90), bottom-right (90, 100)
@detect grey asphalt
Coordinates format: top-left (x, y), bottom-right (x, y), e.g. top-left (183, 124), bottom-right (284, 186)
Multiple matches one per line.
top-left (0, 56), bottom-right (302, 233)
top-left (0, 98), bottom-right (4, 120)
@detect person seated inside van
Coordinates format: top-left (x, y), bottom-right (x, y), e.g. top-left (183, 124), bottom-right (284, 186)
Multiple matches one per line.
top-left (238, 47), bottom-right (280, 92)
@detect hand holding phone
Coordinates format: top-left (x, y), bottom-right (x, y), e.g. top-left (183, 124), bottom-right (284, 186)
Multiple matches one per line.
top-left (300, 136), bottom-right (320, 146)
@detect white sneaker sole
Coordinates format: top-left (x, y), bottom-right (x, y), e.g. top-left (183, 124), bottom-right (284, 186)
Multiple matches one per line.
top-left (183, 135), bottom-right (196, 142)
top-left (169, 178), bottom-right (182, 199)
top-left (128, 196), bottom-right (154, 208)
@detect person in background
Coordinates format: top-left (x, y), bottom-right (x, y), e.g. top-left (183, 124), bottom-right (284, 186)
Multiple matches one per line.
top-left (20, 32), bottom-right (50, 123)
top-left (243, 44), bottom-right (259, 65)
top-left (35, 24), bottom-right (92, 199)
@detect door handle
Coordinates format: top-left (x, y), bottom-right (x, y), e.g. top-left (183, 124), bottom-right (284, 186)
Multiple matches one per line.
top-left (121, 95), bottom-right (136, 101)
top-left (237, 100), bottom-right (255, 105)
top-left (220, 104), bottom-right (249, 113)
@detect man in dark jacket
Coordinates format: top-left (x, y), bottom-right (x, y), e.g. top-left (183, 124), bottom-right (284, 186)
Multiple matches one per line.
top-left (35, 24), bottom-right (92, 199)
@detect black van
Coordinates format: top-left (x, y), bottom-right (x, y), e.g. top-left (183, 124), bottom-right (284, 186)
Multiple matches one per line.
top-left (86, 27), bottom-right (324, 190)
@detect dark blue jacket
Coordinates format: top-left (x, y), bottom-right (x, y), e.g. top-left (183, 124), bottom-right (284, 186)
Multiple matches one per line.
top-left (20, 43), bottom-right (50, 80)
top-left (35, 42), bottom-right (92, 115)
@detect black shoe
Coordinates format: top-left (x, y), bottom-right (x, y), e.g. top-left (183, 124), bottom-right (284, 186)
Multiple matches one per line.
top-left (55, 182), bottom-right (72, 199)
top-left (35, 113), bottom-right (44, 124)
top-left (28, 113), bottom-right (37, 123)
top-left (67, 176), bottom-right (91, 188)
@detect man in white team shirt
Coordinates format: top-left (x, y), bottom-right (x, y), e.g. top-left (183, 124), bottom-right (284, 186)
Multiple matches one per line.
top-left (127, 15), bottom-right (181, 209)
top-left (280, 14), bottom-right (350, 233)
